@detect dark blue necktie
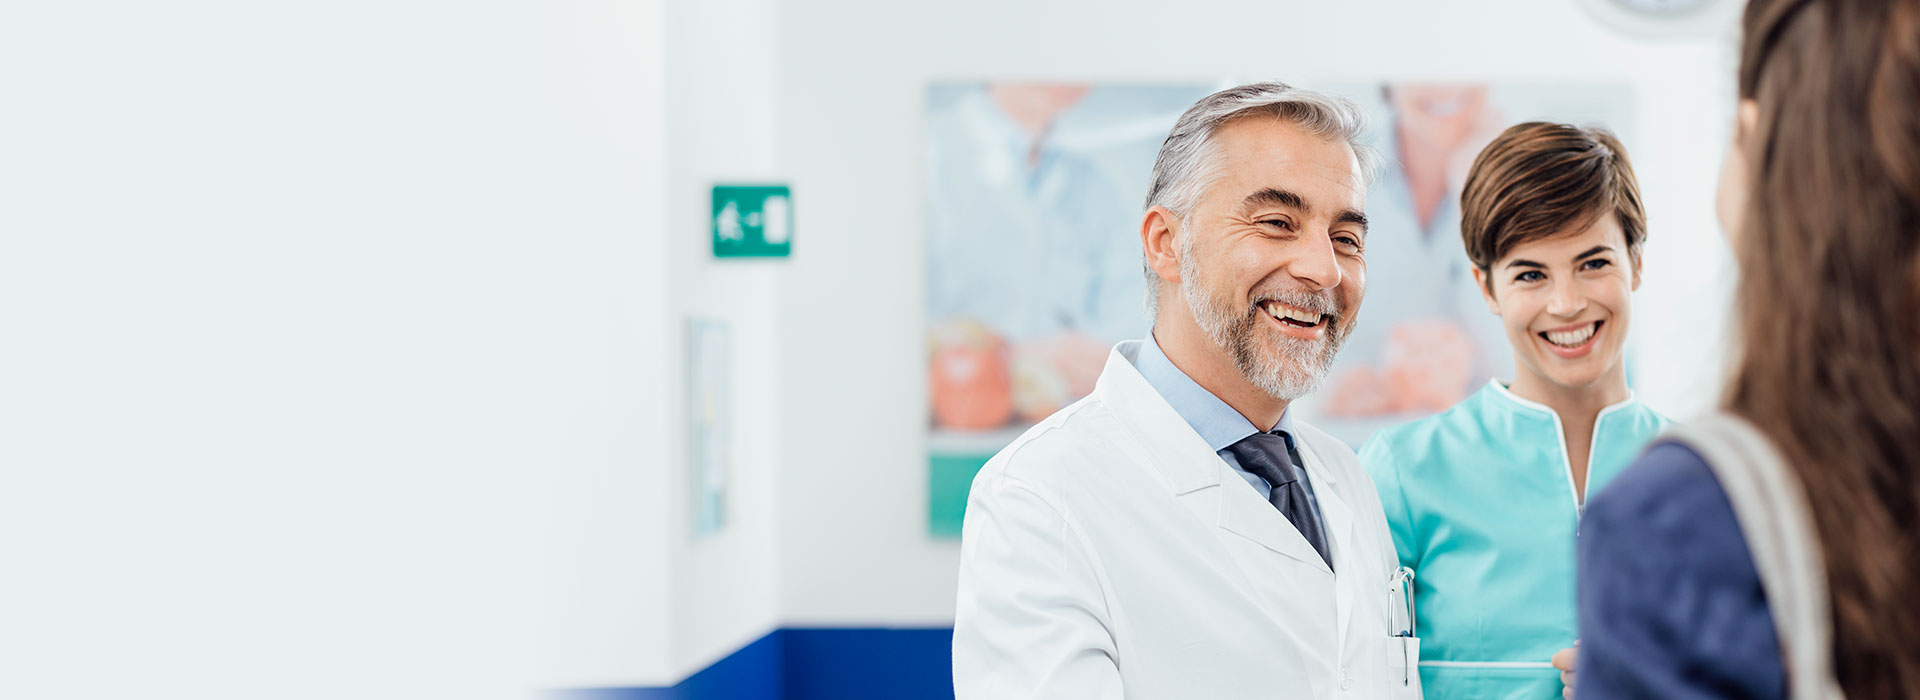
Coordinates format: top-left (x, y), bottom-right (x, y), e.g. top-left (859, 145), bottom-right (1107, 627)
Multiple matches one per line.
top-left (1225, 431), bottom-right (1332, 570)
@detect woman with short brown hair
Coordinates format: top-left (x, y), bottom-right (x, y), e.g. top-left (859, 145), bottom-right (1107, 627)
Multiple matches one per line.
top-left (1360, 120), bottom-right (1667, 700)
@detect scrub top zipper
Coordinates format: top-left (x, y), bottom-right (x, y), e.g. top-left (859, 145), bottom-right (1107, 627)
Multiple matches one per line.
top-left (1490, 382), bottom-right (1631, 533)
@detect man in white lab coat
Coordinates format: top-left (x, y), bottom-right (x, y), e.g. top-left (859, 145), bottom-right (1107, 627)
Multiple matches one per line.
top-left (954, 82), bottom-right (1422, 699)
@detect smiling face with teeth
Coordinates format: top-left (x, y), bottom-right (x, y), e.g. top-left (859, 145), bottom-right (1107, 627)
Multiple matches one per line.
top-left (1142, 116), bottom-right (1369, 422)
top-left (1474, 214), bottom-right (1640, 401)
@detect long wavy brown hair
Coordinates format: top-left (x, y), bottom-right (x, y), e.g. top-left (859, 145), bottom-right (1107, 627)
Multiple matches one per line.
top-left (1729, 0), bottom-right (1920, 695)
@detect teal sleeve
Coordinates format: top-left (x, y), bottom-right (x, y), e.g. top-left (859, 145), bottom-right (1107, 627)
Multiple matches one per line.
top-left (1358, 435), bottom-right (1419, 570)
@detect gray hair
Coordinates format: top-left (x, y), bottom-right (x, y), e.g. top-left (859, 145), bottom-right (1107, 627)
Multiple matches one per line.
top-left (1142, 82), bottom-right (1380, 313)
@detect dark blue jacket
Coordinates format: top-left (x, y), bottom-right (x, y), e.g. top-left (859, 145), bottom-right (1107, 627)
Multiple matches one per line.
top-left (1575, 442), bottom-right (1787, 699)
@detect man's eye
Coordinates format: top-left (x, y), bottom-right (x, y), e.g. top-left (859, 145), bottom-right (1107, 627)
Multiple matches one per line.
top-left (1515, 270), bottom-right (1545, 283)
top-left (1258, 219), bottom-right (1294, 231)
top-left (1334, 235), bottom-right (1362, 251)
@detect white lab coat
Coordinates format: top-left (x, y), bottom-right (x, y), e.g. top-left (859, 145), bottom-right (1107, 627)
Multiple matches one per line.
top-left (955, 341), bottom-right (1422, 699)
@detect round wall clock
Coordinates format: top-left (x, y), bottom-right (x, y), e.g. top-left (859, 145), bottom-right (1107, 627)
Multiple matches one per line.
top-left (1577, 0), bottom-right (1740, 38)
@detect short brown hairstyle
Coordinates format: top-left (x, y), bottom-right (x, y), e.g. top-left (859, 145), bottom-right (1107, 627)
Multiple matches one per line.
top-left (1458, 121), bottom-right (1646, 289)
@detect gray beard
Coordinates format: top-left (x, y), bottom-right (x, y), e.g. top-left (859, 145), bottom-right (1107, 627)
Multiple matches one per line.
top-left (1180, 269), bottom-right (1349, 401)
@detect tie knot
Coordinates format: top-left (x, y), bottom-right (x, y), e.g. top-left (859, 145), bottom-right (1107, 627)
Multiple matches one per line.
top-left (1227, 431), bottom-right (1301, 487)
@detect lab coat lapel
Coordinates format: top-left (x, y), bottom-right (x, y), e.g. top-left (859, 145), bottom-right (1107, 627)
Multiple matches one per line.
top-left (1092, 343), bottom-right (1222, 497)
top-left (1295, 432), bottom-right (1358, 652)
top-left (1216, 469), bottom-right (1336, 572)
top-left (1093, 343), bottom-right (1331, 571)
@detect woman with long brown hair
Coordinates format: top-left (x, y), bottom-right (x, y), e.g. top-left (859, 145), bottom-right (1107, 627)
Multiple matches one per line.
top-left (1574, 0), bottom-right (1920, 697)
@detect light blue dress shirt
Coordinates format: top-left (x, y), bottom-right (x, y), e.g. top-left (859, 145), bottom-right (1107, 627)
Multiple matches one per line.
top-left (1130, 335), bottom-right (1327, 532)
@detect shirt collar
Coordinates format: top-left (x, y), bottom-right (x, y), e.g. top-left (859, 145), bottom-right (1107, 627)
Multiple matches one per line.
top-left (1131, 334), bottom-right (1291, 451)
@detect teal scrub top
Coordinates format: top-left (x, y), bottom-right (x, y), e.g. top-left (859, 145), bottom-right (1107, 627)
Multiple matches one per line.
top-left (1360, 380), bottom-right (1669, 700)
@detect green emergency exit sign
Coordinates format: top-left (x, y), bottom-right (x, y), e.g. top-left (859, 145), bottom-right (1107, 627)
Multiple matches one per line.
top-left (711, 184), bottom-right (792, 258)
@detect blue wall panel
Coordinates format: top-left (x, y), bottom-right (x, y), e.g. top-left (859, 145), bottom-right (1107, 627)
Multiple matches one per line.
top-left (556, 627), bottom-right (951, 700)
top-left (784, 628), bottom-right (953, 700)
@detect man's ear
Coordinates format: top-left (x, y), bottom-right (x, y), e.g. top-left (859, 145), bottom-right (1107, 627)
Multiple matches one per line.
top-left (1472, 267), bottom-right (1500, 315)
top-left (1142, 206), bottom-right (1183, 288)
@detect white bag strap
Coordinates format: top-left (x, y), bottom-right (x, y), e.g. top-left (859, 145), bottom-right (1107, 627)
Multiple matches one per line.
top-left (1660, 413), bottom-right (1845, 700)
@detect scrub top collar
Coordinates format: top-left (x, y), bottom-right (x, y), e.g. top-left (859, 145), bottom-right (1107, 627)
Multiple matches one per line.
top-left (1484, 378), bottom-right (1640, 421)
top-left (1131, 333), bottom-right (1297, 451)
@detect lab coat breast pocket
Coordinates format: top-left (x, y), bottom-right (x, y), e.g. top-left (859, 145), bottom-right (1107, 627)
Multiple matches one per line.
top-left (1387, 635), bottom-right (1422, 698)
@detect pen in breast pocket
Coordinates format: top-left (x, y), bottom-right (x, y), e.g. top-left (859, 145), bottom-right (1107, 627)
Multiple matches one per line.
top-left (1391, 566), bottom-right (1415, 637)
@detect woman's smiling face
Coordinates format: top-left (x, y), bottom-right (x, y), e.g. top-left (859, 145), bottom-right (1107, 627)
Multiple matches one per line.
top-left (1476, 213), bottom-right (1640, 394)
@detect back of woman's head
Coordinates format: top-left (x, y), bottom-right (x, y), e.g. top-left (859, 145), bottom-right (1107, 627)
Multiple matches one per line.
top-left (1731, 0), bottom-right (1920, 695)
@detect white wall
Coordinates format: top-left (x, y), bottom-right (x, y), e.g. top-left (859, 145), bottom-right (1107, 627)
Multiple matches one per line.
top-left (771, 0), bottom-right (1741, 626)
top-left (663, 0), bottom-right (788, 681)
top-left (0, 0), bottom-right (679, 696)
top-left (537, 0), bottom-right (679, 689)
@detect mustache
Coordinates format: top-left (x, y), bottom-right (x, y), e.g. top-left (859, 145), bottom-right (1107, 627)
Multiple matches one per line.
top-left (1247, 287), bottom-right (1345, 325)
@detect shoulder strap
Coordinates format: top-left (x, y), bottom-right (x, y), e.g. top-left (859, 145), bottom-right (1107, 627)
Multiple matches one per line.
top-left (1659, 413), bottom-right (1845, 700)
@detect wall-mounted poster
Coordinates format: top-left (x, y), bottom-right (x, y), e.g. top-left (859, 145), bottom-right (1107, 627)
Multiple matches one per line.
top-left (688, 318), bottom-right (730, 536)
top-left (924, 82), bottom-right (1213, 535)
top-left (924, 81), bottom-right (1632, 535)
